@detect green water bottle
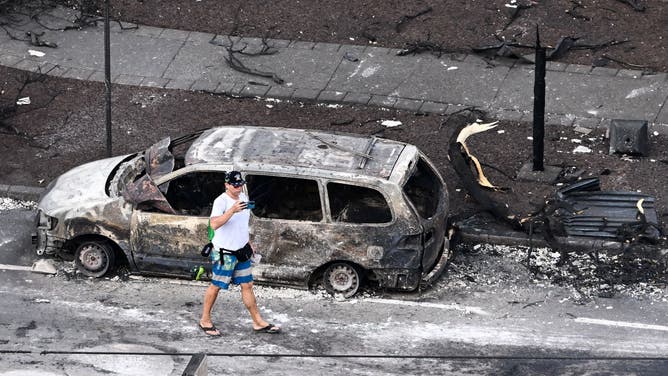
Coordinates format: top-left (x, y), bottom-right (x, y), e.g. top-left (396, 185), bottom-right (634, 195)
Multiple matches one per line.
top-left (190, 265), bottom-right (205, 281)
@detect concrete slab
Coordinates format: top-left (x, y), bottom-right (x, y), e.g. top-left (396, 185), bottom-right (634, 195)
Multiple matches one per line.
top-left (267, 86), bottom-right (296, 100)
top-left (419, 101), bottom-right (448, 114)
top-left (159, 29), bottom-right (190, 41)
top-left (6, 185), bottom-right (44, 201)
top-left (164, 79), bottom-right (194, 90)
top-left (394, 98), bottom-right (423, 112)
top-left (493, 69), bottom-right (668, 122)
top-left (343, 92), bottom-right (371, 105)
top-left (161, 40), bottom-right (238, 82)
top-left (656, 105), bottom-right (668, 126)
top-left (369, 95), bottom-right (397, 108)
top-left (140, 77), bottom-right (170, 88)
top-left (249, 49), bottom-right (342, 89)
top-left (317, 90), bottom-right (346, 102)
top-left (61, 67), bottom-right (94, 80)
top-left (326, 51), bottom-right (425, 96)
top-left (0, 54), bottom-right (22, 66)
top-left (191, 79), bottom-right (220, 92)
top-left (240, 84), bottom-right (270, 97)
top-left (394, 55), bottom-right (510, 107)
top-left (14, 59), bottom-right (49, 73)
top-left (115, 74), bottom-right (143, 86)
top-left (30, 28), bottom-right (185, 78)
top-left (292, 88), bottom-right (321, 101)
top-left (517, 163), bottom-right (563, 183)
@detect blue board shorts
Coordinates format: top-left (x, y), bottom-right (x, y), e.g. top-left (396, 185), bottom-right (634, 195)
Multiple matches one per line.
top-left (211, 254), bottom-right (253, 289)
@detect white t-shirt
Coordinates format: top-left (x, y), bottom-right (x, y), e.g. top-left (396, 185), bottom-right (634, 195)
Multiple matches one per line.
top-left (210, 191), bottom-right (250, 251)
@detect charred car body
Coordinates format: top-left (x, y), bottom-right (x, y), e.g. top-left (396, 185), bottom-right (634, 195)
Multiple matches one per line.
top-left (34, 126), bottom-right (450, 297)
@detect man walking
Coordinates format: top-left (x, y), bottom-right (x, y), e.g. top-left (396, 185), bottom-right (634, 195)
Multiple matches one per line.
top-left (199, 171), bottom-right (281, 336)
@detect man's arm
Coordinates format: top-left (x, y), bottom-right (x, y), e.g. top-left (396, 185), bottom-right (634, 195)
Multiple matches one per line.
top-left (210, 200), bottom-right (246, 229)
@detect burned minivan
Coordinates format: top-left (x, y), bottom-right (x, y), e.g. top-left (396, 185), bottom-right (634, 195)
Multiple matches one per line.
top-left (34, 126), bottom-right (450, 297)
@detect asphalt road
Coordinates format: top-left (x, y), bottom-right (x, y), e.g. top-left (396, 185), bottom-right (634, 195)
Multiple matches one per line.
top-left (1, 206), bottom-right (668, 375)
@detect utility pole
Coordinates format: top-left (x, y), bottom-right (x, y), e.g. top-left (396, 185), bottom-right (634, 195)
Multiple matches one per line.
top-left (532, 27), bottom-right (546, 171)
top-left (104, 0), bottom-right (112, 157)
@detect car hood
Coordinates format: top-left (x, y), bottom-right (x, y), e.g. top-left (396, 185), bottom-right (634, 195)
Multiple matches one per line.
top-left (39, 155), bottom-right (129, 214)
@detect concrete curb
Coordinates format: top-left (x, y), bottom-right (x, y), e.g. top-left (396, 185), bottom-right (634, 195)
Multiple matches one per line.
top-left (0, 184), bottom-right (44, 202)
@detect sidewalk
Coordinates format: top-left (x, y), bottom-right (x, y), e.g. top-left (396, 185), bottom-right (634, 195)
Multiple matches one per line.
top-left (1, 6), bottom-right (667, 133)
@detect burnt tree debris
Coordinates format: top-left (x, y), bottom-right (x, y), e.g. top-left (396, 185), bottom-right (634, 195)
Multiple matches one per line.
top-left (209, 6), bottom-right (284, 86)
top-left (1, 0), bottom-right (136, 48)
top-left (448, 114), bottom-right (664, 256)
top-left (472, 37), bottom-right (630, 64)
top-left (0, 66), bottom-right (59, 144)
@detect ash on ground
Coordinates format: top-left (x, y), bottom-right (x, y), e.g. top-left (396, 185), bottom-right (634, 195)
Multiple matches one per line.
top-left (0, 198), bottom-right (36, 211)
top-left (447, 243), bottom-right (668, 304)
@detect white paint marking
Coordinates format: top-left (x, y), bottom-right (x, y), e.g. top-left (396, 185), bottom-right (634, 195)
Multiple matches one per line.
top-left (575, 317), bottom-right (668, 332)
top-left (0, 263), bottom-right (32, 271)
top-left (365, 298), bottom-right (490, 316)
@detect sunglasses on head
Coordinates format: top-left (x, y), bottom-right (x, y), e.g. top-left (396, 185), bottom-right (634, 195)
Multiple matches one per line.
top-left (230, 182), bottom-right (245, 187)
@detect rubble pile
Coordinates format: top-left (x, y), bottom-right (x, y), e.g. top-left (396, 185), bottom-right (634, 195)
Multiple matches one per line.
top-left (449, 243), bottom-right (668, 303)
top-left (0, 198), bottom-right (36, 211)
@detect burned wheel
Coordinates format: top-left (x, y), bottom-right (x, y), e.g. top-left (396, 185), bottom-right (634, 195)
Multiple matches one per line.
top-left (323, 262), bottom-right (361, 298)
top-left (75, 240), bottom-right (115, 278)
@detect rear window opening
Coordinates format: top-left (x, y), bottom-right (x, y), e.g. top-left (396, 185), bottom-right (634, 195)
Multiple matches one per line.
top-left (403, 157), bottom-right (442, 219)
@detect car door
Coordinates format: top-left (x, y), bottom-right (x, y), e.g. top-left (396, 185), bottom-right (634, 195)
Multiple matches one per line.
top-left (324, 181), bottom-right (422, 273)
top-left (244, 173), bottom-right (330, 286)
top-left (129, 170), bottom-right (227, 276)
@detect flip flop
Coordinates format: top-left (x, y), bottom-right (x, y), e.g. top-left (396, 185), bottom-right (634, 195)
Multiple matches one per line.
top-left (199, 323), bottom-right (222, 337)
top-left (253, 323), bottom-right (281, 334)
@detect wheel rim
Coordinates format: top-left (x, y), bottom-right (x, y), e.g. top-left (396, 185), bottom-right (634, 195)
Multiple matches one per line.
top-left (325, 263), bottom-right (360, 298)
top-left (77, 242), bottom-right (110, 276)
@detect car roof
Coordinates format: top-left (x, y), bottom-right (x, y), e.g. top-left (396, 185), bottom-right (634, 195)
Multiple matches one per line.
top-left (185, 126), bottom-right (409, 179)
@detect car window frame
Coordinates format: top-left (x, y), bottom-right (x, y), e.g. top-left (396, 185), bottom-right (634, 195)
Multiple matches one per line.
top-left (323, 179), bottom-right (396, 227)
top-left (146, 164), bottom-right (233, 217)
top-left (243, 171), bottom-right (327, 223)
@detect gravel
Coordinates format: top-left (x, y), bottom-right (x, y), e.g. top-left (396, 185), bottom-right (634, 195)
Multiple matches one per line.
top-left (0, 197), bottom-right (36, 211)
top-left (448, 243), bottom-right (668, 304)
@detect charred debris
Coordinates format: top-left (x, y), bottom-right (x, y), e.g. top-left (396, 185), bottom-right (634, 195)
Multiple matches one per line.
top-left (446, 23), bottom-right (665, 288)
top-left (0, 0), bottom-right (136, 49)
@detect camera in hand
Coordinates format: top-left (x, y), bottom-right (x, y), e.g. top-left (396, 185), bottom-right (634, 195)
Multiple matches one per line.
top-left (243, 200), bottom-right (255, 209)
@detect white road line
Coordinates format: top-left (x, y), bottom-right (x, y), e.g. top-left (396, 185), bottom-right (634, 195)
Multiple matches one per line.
top-left (364, 298), bottom-right (490, 316)
top-left (575, 317), bottom-right (668, 332)
top-left (0, 263), bottom-right (32, 271)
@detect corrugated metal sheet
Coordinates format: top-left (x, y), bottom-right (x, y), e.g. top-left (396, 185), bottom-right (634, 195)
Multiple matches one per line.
top-left (555, 178), bottom-right (660, 240)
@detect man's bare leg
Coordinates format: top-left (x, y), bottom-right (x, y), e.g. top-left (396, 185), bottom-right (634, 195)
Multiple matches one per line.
top-left (240, 282), bottom-right (279, 331)
top-left (199, 284), bottom-right (221, 335)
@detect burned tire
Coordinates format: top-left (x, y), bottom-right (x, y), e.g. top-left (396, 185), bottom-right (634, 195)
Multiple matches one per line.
top-left (323, 262), bottom-right (362, 298)
top-left (75, 240), bottom-right (115, 278)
